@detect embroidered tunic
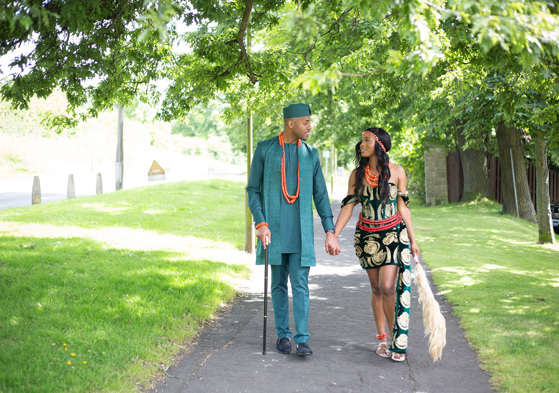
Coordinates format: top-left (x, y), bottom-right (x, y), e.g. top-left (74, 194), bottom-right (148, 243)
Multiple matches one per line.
top-left (246, 135), bottom-right (335, 266)
top-left (341, 183), bottom-right (412, 354)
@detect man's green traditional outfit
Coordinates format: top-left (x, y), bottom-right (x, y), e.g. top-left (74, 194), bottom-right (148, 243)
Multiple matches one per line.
top-left (246, 104), bottom-right (335, 348)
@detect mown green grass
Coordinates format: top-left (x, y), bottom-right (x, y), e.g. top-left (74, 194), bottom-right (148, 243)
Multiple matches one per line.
top-left (412, 200), bottom-right (559, 393)
top-left (0, 180), bottom-right (244, 249)
top-left (2, 181), bottom-right (558, 393)
top-left (0, 180), bottom-right (249, 393)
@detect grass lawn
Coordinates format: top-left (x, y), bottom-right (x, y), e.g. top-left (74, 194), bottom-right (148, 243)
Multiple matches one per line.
top-left (1, 181), bottom-right (558, 393)
top-left (0, 180), bottom-right (244, 249)
top-left (412, 200), bottom-right (559, 393)
top-left (0, 180), bottom-right (251, 393)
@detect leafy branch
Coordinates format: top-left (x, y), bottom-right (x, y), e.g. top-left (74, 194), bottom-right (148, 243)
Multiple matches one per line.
top-left (236, 0), bottom-right (257, 84)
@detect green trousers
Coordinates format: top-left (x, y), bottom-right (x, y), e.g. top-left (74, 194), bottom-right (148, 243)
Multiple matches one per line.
top-left (271, 253), bottom-right (310, 344)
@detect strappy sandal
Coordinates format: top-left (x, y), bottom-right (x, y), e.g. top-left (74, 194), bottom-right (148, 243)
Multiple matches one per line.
top-left (391, 352), bottom-right (406, 362)
top-left (376, 333), bottom-right (391, 358)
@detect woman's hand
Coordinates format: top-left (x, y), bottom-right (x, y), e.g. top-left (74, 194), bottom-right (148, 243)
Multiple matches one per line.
top-left (410, 241), bottom-right (420, 259)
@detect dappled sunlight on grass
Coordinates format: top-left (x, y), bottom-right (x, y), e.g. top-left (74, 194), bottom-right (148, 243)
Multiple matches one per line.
top-left (0, 181), bottom-right (253, 393)
top-left (0, 221), bottom-right (253, 269)
top-left (144, 209), bottom-right (163, 214)
top-left (502, 305), bottom-right (531, 315)
top-left (456, 275), bottom-right (478, 286)
top-left (0, 180), bottom-right (247, 248)
top-left (412, 200), bottom-right (559, 392)
top-left (0, 234), bottom-right (249, 392)
top-left (542, 243), bottom-right (559, 252)
top-left (477, 264), bottom-right (506, 272)
top-left (546, 277), bottom-right (559, 287)
top-left (81, 203), bottom-right (131, 213)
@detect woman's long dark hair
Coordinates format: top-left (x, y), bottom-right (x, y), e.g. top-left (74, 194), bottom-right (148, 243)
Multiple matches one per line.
top-left (354, 127), bottom-right (392, 203)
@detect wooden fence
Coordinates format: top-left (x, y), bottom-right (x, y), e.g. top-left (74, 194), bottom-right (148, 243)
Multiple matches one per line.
top-left (489, 157), bottom-right (559, 205)
top-left (448, 153), bottom-right (559, 204)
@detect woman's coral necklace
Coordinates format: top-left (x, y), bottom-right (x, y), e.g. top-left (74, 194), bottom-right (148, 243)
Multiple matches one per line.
top-left (279, 132), bottom-right (301, 204)
top-left (365, 163), bottom-right (379, 187)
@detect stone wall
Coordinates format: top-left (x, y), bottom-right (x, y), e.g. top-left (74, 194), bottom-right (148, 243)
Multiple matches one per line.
top-left (425, 145), bottom-right (448, 206)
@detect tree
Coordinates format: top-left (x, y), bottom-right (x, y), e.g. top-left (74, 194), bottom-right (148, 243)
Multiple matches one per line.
top-left (2, 0), bottom-right (559, 243)
top-left (534, 131), bottom-right (556, 243)
top-left (1, 0), bottom-right (177, 193)
top-left (454, 123), bottom-right (493, 201)
top-left (496, 121), bottom-right (537, 221)
top-left (0, 1), bottom-right (174, 120)
top-left (3, 1), bottom-right (558, 123)
top-left (116, 105), bottom-right (124, 191)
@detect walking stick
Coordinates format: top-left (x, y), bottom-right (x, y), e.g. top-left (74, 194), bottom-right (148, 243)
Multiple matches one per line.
top-left (263, 245), bottom-right (269, 355)
top-left (414, 255), bottom-right (446, 362)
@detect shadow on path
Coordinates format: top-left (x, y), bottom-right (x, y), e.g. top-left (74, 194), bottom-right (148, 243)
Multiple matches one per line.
top-left (150, 202), bottom-right (494, 393)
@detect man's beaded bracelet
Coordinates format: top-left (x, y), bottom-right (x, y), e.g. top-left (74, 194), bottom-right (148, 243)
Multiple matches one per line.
top-left (255, 222), bottom-right (269, 230)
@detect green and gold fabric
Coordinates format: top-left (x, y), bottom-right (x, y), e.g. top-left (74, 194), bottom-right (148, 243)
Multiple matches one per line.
top-left (341, 183), bottom-right (411, 354)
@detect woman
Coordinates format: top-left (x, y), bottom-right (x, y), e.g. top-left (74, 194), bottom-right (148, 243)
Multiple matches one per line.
top-left (331, 127), bottom-right (420, 362)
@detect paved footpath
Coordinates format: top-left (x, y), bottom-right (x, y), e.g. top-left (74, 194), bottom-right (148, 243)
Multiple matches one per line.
top-left (151, 202), bottom-right (494, 393)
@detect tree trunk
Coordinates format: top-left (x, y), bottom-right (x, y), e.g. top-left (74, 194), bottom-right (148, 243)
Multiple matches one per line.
top-left (495, 121), bottom-right (536, 222)
top-left (115, 104), bottom-right (124, 191)
top-left (244, 24), bottom-right (255, 254)
top-left (535, 134), bottom-right (556, 243)
top-left (245, 110), bottom-right (255, 253)
top-left (454, 126), bottom-right (493, 201)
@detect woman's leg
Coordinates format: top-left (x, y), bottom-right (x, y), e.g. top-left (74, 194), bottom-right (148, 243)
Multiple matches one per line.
top-left (366, 267), bottom-right (390, 357)
top-left (366, 268), bottom-right (385, 334)
top-left (377, 265), bottom-right (399, 334)
top-left (378, 264), bottom-right (406, 361)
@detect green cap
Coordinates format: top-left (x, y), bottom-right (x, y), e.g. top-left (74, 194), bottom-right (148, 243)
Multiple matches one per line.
top-left (283, 103), bottom-right (311, 119)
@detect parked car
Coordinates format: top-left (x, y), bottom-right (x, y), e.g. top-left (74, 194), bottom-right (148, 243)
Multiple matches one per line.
top-left (552, 203), bottom-right (559, 234)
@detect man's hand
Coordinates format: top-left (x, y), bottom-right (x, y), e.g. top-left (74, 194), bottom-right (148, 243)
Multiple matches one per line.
top-left (325, 232), bottom-right (340, 255)
top-left (257, 225), bottom-right (271, 248)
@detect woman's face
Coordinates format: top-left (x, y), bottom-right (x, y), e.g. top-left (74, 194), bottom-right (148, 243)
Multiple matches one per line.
top-left (360, 134), bottom-right (377, 158)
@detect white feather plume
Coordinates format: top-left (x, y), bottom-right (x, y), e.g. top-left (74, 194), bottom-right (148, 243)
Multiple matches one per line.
top-left (414, 257), bottom-right (446, 362)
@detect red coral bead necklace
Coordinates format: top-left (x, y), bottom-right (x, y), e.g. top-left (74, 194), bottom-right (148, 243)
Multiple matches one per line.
top-left (365, 163), bottom-right (379, 187)
top-left (279, 131), bottom-right (300, 204)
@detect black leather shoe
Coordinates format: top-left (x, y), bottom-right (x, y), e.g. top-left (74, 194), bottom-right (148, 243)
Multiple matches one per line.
top-left (277, 338), bottom-right (292, 354)
top-left (296, 342), bottom-right (313, 356)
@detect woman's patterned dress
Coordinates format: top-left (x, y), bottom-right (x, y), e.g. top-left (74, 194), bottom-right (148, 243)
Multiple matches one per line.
top-left (341, 183), bottom-right (412, 354)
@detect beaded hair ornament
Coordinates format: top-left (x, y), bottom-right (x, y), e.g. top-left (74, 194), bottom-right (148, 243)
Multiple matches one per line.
top-left (362, 130), bottom-right (386, 152)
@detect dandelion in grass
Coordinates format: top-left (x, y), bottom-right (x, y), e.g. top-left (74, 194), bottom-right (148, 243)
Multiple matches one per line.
top-left (71, 353), bottom-right (75, 356)
top-left (83, 361), bottom-right (87, 364)
top-left (67, 361), bottom-right (71, 365)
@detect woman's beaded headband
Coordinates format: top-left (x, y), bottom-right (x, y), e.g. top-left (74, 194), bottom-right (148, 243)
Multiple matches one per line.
top-left (362, 131), bottom-right (386, 152)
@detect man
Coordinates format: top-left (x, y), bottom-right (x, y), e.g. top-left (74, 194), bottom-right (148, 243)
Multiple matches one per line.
top-left (246, 103), bottom-right (339, 356)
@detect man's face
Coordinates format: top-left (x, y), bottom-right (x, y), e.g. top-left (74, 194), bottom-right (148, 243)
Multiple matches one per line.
top-left (290, 116), bottom-right (312, 141)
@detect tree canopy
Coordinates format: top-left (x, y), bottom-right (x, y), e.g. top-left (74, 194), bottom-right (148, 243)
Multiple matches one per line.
top-left (1, 0), bottom-right (558, 164)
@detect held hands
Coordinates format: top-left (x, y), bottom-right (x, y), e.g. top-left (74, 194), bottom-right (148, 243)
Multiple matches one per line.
top-left (325, 232), bottom-right (341, 255)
